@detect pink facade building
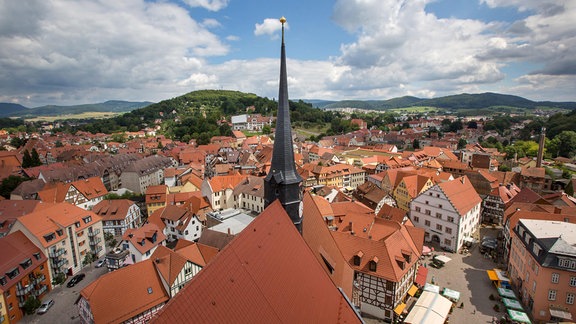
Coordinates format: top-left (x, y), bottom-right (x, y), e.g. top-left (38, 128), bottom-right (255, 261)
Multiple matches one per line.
top-left (508, 219), bottom-right (576, 323)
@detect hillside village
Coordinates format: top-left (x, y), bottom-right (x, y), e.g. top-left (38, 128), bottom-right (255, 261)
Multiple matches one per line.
top-left (1, 23), bottom-right (576, 324)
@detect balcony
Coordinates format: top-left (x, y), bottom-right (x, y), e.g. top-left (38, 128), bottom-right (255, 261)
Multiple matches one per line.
top-left (16, 284), bottom-right (34, 296)
top-left (49, 248), bottom-right (66, 258)
top-left (32, 274), bottom-right (46, 285)
top-left (87, 229), bottom-right (101, 237)
top-left (89, 237), bottom-right (102, 246)
top-left (51, 258), bottom-right (69, 269)
top-left (92, 245), bottom-right (103, 255)
top-left (33, 285), bottom-right (48, 297)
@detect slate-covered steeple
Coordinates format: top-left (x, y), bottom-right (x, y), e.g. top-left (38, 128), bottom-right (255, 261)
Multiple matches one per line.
top-left (264, 17), bottom-right (304, 232)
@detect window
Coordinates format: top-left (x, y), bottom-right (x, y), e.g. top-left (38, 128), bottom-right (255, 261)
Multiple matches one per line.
top-left (0, 276), bottom-right (6, 286)
top-left (447, 216), bottom-right (454, 223)
top-left (532, 281), bottom-right (536, 292)
top-left (445, 227), bottom-right (452, 234)
top-left (439, 204), bottom-right (443, 209)
top-left (552, 273), bottom-right (559, 283)
top-left (425, 220), bottom-right (431, 226)
top-left (567, 293), bottom-right (575, 305)
top-left (444, 238), bottom-right (451, 246)
top-left (436, 213), bottom-right (442, 219)
top-left (6, 268), bottom-right (19, 279)
top-left (415, 207), bottom-right (421, 212)
top-left (425, 200), bottom-right (429, 204)
top-left (549, 290), bottom-right (557, 301)
top-left (436, 224), bottom-right (443, 231)
top-left (570, 277), bottom-right (576, 287)
top-left (413, 216), bottom-right (419, 223)
top-left (425, 210), bottom-right (431, 215)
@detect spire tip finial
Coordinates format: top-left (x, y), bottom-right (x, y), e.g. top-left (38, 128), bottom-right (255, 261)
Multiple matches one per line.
top-left (280, 16), bottom-right (286, 24)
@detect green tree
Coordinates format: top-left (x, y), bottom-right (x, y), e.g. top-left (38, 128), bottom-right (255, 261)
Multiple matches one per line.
top-left (23, 296), bottom-right (41, 315)
top-left (457, 138), bottom-right (467, 150)
top-left (82, 252), bottom-right (97, 266)
top-left (412, 138), bottom-right (421, 150)
top-left (31, 148), bottom-right (42, 166)
top-left (55, 140), bottom-right (64, 147)
top-left (0, 175), bottom-right (28, 198)
top-left (262, 124), bottom-right (271, 135)
top-left (555, 131), bottom-right (576, 158)
top-left (22, 149), bottom-right (32, 168)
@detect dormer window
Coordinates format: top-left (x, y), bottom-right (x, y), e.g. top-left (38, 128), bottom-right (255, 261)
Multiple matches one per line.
top-left (140, 239), bottom-right (146, 246)
top-left (0, 276), bottom-right (6, 285)
top-left (353, 251), bottom-right (364, 266)
top-left (401, 249), bottom-right (412, 263)
top-left (82, 216), bottom-right (92, 224)
top-left (395, 256), bottom-right (406, 270)
top-left (43, 232), bottom-right (55, 242)
top-left (33, 252), bottom-right (41, 260)
top-left (56, 229), bottom-right (64, 236)
top-left (369, 257), bottom-right (378, 272)
top-left (20, 258), bottom-right (32, 270)
top-left (6, 267), bottom-right (19, 279)
top-left (75, 221), bottom-right (81, 228)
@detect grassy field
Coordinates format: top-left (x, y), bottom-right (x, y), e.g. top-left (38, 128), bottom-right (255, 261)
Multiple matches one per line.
top-left (24, 112), bottom-right (121, 122)
top-left (389, 106), bottom-right (441, 113)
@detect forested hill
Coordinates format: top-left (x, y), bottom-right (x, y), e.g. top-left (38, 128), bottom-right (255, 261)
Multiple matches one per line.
top-left (313, 92), bottom-right (576, 110)
top-left (0, 103), bottom-right (28, 117)
top-left (6, 100), bottom-right (153, 117)
top-left (79, 90), bottom-right (337, 143)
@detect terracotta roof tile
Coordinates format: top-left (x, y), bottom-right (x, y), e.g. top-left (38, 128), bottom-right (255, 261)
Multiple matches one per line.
top-left (437, 176), bottom-right (482, 216)
top-left (80, 259), bottom-right (170, 323)
top-left (152, 201), bottom-right (362, 324)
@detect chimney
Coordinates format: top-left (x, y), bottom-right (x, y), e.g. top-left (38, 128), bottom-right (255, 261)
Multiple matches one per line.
top-left (227, 228), bottom-right (231, 235)
top-left (155, 258), bottom-right (160, 264)
top-left (536, 127), bottom-right (546, 168)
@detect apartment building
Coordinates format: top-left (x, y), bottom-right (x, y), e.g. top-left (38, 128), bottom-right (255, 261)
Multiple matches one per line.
top-left (508, 219), bottom-right (576, 322)
top-left (10, 203), bottom-right (105, 280)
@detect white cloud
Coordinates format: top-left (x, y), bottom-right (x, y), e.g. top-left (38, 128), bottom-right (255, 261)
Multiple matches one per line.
top-left (0, 0), bottom-right (229, 106)
top-left (201, 18), bottom-right (221, 29)
top-left (181, 0), bottom-right (229, 11)
top-left (254, 18), bottom-right (285, 39)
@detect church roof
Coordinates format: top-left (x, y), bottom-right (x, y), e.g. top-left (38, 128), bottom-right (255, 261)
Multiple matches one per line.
top-left (152, 200), bottom-right (362, 323)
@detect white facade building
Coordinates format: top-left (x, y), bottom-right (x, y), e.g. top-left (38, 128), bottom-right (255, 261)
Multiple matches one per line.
top-left (409, 176), bottom-right (481, 252)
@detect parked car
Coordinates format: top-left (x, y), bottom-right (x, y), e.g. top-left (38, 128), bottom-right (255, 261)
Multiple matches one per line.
top-left (66, 273), bottom-right (86, 288)
top-left (95, 259), bottom-right (105, 268)
top-left (37, 299), bottom-right (54, 314)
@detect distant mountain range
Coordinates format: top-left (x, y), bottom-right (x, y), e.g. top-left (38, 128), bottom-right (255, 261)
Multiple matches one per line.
top-left (0, 100), bottom-right (153, 118)
top-left (1, 92), bottom-right (574, 119)
top-left (304, 92), bottom-right (576, 111)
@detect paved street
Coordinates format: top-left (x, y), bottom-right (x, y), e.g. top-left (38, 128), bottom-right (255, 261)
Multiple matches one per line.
top-left (20, 263), bottom-right (108, 324)
top-left (425, 227), bottom-right (506, 324)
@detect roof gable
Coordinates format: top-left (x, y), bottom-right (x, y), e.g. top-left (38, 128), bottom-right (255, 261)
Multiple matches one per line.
top-left (152, 201), bottom-right (362, 323)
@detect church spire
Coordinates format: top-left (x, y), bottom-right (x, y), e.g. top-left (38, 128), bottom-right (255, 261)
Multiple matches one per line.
top-left (264, 17), bottom-right (304, 232)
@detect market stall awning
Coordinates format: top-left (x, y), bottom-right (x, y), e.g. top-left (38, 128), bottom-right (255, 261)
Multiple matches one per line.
top-left (394, 302), bottom-right (407, 315)
top-left (507, 309), bottom-right (531, 323)
top-left (442, 288), bottom-right (460, 302)
top-left (497, 287), bottom-right (516, 299)
top-left (408, 285), bottom-right (418, 297)
top-left (423, 283), bottom-right (440, 294)
top-left (549, 308), bottom-right (573, 320)
top-left (487, 270), bottom-right (499, 281)
top-left (434, 255), bottom-right (452, 263)
top-left (415, 266), bottom-right (428, 287)
top-left (502, 297), bottom-right (523, 311)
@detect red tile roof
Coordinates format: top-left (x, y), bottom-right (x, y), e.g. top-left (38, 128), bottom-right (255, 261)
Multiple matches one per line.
top-left (0, 231), bottom-right (48, 289)
top-left (80, 258), bottom-right (170, 323)
top-left (152, 201), bottom-right (362, 324)
top-left (437, 176), bottom-right (482, 216)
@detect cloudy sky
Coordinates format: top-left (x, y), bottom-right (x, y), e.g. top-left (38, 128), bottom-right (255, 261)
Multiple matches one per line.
top-left (0, 0), bottom-right (574, 107)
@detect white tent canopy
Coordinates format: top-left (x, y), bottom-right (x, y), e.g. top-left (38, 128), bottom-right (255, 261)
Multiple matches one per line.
top-left (404, 291), bottom-right (452, 324)
top-left (434, 255), bottom-right (452, 263)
